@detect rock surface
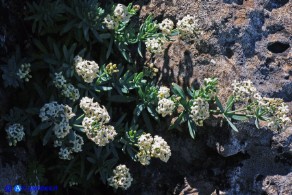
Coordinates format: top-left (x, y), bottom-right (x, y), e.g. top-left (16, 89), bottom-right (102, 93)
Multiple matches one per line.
top-left (125, 0), bottom-right (292, 194)
top-left (139, 0), bottom-right (291, 104)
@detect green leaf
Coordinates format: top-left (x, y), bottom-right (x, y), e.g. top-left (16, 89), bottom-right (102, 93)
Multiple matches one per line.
top-left (95, 86), bottom-right (112, 91)
top-left (186, 87), bottom-right (193, 97)
top-left (33, 39), bottom-right (48, 54)
top-left (224, 116), bottom-right (239, 132)
top-left (142, 110), bottom-right (153, 131)
top-left (225, 95), bottom-right (234, 112)
top-left (42, 127), bottom-right (53, 145)
top-left (99, 33), bottom-right (111, 39)
top-left (32, 122), bottom-right (52, 136)
top-left (147, 106), bottom-right (159, 120)
top-left (169, 112), bottom-right (184, 130)
top-left (230, 114), bottom-right (248, 121)
top-left (115, 113), bottom-right (127, 127)
top-left (187, 120), bottom-right (196, 139)
top-left (53, 43), bottom-right (61, 60)
top-left (60, 19), bottom-right (77, 35)
top-left (63, 45), bottom-right (69, 62)
top-left (255, 118), bottom-right (260, 129)
top-left (134, 103), bottom-right (145, 117)
top-left (87, 157), bottom-right (96, 164)
top-left (172, 83), bottom-right (185, 98)
top-left (138, 41), bottom-right (143, 57)
top-left (86, 169), bottom-right (95, 180)
top-left (215, 96), bottom-right (224, 113)
top-left (108, 95), bottom-right (136, 103)
top-left (106, 37), bottom-right (113, 59)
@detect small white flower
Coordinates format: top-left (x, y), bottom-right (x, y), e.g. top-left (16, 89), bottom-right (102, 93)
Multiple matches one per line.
top-left (74, 56), bottom-right (99, 83)
top-left (104, 4), bottom-right (132, 30)
top-left (136, 133), bottom-right (153, 165)
top-left (158, 86), bottom-right (170, 99)
top-left (85, 125), bottom-right (117, 147)
top-left (145, 37), bottom-right (166, 54)
top-left (136, 133), bottom-right (171, 165)
top-left (53, 140), bottom-right (62, 147)
top-left (151, 135), bottom-right (171, 163)
top-left (70, 132), bottom-right (84, 153)
top-left (136, 150), bottom-right (151, 166)
top-left (114, 4), bottom-right (130, 23)
top-left (177, 15), bottom-right (198, 38)
top-left (159, 18), bottom-right (174, 34)
top-left (190, 97), bottom-right (210, 126)
top-left (53, 72), bottom-right (80, 101)
top-left (6, 123), bottom-right (25, 146)
top-left (157, 98), bottom-right (175, 117)
top-left (232, 80), bottom-right (257, 102)
top-left (53, 72), bottom-right (67, 88)
top-left (80, 97), bottom-right (110, 124)
top-left (108, 165), bottom-right (133, 190)
top-left (39, 102), bottom-right (75, 139)
top-left (58, 147), bottom-right (72, 160)
top-left (17, 63), bottom-right (32, 82)
top-left (61, 83), bottom-right (80, 102)
top-left (104, 15), bottom-right (117, 30)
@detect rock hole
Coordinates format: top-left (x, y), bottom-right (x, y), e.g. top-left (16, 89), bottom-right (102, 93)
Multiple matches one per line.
top-left (223, 0), bottom-right (243, 5)
top-left (265, 0), bottom-right (289, 11)
top-left (225, 48), bottom-right (234, 58)
top-left (255, 174), bottom-right (264, 182)
top-left (267, 42), bottom-right (289, 53)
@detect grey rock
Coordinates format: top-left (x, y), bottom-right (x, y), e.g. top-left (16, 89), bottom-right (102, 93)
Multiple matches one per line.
top-left (262, 172), bottom-right (292, 195)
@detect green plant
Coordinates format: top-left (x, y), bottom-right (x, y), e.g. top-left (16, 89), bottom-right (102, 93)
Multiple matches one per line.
top-left (1, 1), bottom-right (290, 193)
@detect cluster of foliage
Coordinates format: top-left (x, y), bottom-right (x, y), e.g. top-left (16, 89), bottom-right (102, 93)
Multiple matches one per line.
top-left (0, 0), bottom-right (290, 193)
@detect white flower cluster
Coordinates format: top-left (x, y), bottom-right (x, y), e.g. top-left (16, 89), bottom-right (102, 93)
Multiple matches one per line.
top-left (80, 97), bottom-right (110, 124)
top-left (157, 98), bottom-right (176, 117)
top-left (267, 103), bottom-right (291, 131)
top-left (80, 97), bottom-right (117, 146)
top-left (159, 18), bottom-right (174, 34)
top-left (254, 96), bottom-right (291, 131)
top-left (74, 56), bottom-right (99, 83)
top-left (158, 86), bottom-right (170, 99)
top-left (136, 133), bottom-right (153, 165)
top-left (108, 165), bottom-right (133, 190)
top-left (57, 132), bottom-right (84, 160)
top-left (70, 132), bottom-right (84, 153)
top-left (177, 15), bottom-right (199, 38)
top-left (69, 181), bottom-right (78, 187)
top-left (58, 147), bottom-right (72, 160)
top-left (136, 133), bottom-right (171, 165)
top-left (151, 135), bottom-right (171, 162)
top-left (104, 4), bottom-right (131, 30)
top-left (39, 102), bottom-right (75, 139)
top-left (5, 123), bottom-right (25, 146)
top-left (17, 63), bottom-right (32, 82)
top-left (203, 78), bottom-right (217, 99)
top-left (53, 72), bottom-right (80, 101)
top-left (190, 97), bottom-right (210, 126)
top-left (232, 80), bottom-right (257, 102)
top-left (156, 86), bottom-right (175, 117)
top-left (145, 37), bottom-right (166, 54)
top-left (231, 80), bottom-right (291, 131)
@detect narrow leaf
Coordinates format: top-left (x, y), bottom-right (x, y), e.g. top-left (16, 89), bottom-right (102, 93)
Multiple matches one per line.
top-left (172, 83), bottom-right (185, 98)
top-left (215, 96), bottom-right (224, 113)
top-left (187, 120), bottom-right (196, 139)
top-left (224, 116), bottom-right (239, 132)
